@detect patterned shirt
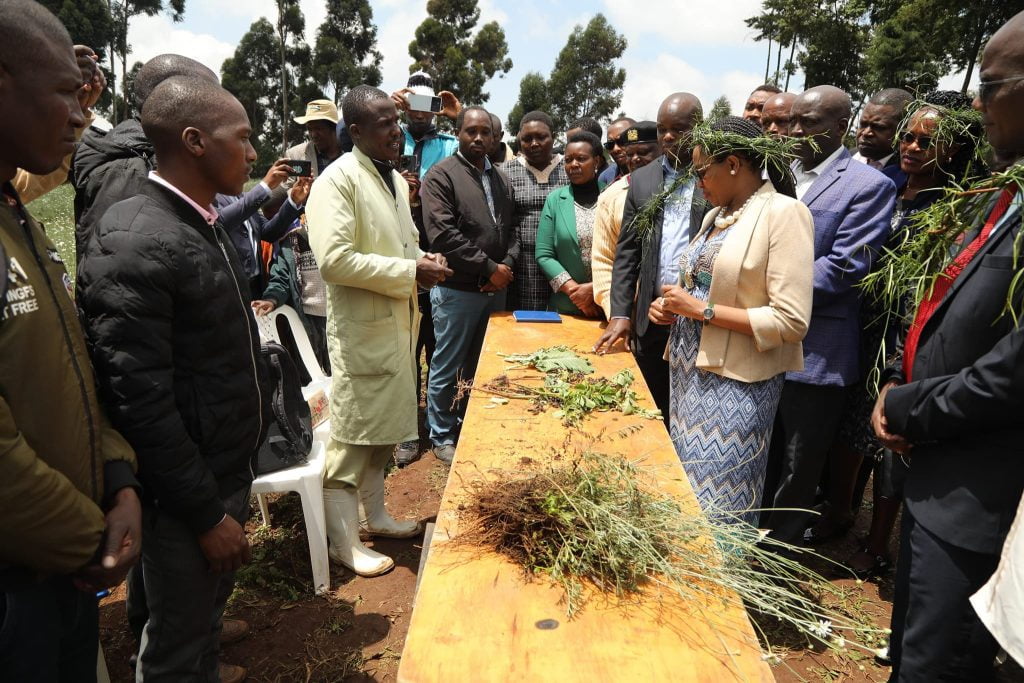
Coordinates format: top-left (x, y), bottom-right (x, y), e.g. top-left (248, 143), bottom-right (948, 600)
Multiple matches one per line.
top-left (500, 155), bottom-right (568, 310)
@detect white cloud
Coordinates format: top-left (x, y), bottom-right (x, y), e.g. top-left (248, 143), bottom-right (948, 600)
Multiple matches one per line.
top-left (125, 14), bottom-right (235, 78)
top-left (376, 5), bottom-right (427, 90)
top-left (603, 0), bottom-right (763, 47)
top-left (617, 53), bottom-right (763, 121)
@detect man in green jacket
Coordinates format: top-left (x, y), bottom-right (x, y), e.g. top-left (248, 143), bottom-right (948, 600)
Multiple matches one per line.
top-left (0, 2), bottom-right (140, 679)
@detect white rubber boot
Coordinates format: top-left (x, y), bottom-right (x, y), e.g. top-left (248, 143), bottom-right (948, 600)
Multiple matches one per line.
top-left (359, 463), bottom-right (422, 539)
top-left (323, 487), bottom-right (394, 577)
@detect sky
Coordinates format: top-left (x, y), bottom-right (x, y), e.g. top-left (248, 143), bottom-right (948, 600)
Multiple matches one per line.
top-left (120, 0), bottom-right (977, 130)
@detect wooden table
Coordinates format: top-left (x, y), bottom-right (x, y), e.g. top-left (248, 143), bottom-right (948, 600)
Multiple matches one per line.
top-left (398, 314), bottom-right (773, 682)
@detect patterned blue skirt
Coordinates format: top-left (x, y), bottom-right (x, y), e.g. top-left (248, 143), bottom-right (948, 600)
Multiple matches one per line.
top-left (668, 317), bottom-right (784, 527)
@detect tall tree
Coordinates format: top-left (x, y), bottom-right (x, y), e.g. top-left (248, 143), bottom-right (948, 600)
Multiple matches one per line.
top-left (109, 0), bottom-right (186, 123)
top-left (863, 1), bottom-right (943, 93)
top-left (274, 0), bottom-right (307, 153)
top-left (222, 17), bottom-right (319, 170)
top-left (545, 14), bottom-right (627, 132)
top-left (313, 0), bottom-right (383, 103)
top-left (506, 72), bottom-right (550, 134)
top-left (707, 96), bottom-right (732, 124)
top-left (408, 0), bottom-right (513, 104)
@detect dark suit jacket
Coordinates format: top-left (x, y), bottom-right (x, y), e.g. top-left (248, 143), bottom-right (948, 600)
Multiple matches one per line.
top-left (609, 156), bottom-right (706, 339)
top-left (884, 191), bottom-right (1024, 555)
top-left (214, 185), bottom-right (302, 281)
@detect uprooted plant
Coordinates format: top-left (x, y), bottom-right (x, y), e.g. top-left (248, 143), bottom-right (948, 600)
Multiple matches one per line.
top-left (456, 453), bottom-right (885, 657)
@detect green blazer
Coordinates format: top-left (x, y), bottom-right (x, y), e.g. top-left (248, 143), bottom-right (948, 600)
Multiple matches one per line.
top-left (535, 183), bottom-right (603, 314)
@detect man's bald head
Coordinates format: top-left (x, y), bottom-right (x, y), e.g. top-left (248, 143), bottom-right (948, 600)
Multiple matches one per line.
top-left (0, 0), bottom-right (84, 178)
top-left (142, 77), bottom-right (243, 154)
top-left (976, 11), bottom-right (1024, 154)
top-left (135, 54), bottom-right (218, 111)
top-left (791, 85), bottom-right (852, 165)
top-left (761, 92), bottom-right (797, 137)
top-left (657, 92), bottom-right (702, 168)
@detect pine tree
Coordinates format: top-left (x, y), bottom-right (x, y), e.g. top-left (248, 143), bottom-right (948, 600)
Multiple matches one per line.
top-left (313, 0), bottom-right (382, 104)
top-left (507, 72), bottom-right (551, 134)
top-left (707, 96), bottom-right (732, 124)
top-left (408, 0), bottom-right (512, 104)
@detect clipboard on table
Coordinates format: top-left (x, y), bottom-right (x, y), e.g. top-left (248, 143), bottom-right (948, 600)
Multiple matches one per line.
top-left (512, 310), bottom-right (562, 323)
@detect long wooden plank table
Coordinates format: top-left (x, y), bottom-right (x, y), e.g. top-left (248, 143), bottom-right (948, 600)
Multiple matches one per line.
top-left (398, 313), bottom-right (773, 682)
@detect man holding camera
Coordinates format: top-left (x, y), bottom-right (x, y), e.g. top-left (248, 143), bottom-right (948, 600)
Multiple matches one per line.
top-left (389, 71), bottom-right (462, 465)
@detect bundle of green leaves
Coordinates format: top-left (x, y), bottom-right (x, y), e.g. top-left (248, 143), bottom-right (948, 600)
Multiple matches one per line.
top-left (500, 345), bottom-right (594, 374)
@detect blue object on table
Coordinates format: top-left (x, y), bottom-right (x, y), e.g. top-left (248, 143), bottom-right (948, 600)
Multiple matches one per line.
top-left (513, 311), bottom-right (562, 323)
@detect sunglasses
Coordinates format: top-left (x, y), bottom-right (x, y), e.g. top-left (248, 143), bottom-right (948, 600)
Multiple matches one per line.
top-left (604, 140), bottom-right (619, 150)
top-left (694, 162), bottom-right (716, 180)
top-left (899, 131), bottom-right (933, 150)
top-left (978, 74), bottom-right (1024, 103)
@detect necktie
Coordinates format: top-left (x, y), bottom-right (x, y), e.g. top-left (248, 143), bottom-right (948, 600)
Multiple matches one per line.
top-left (901, 187), bottom-right (1017, 381)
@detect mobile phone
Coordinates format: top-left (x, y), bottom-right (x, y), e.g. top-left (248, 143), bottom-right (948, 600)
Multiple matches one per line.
top-left (285, 159), bottom-right (312, 177)
top-left (398, 154), bottom-right (420, 175)
top-left (405, 92), bottom-right (443, 113)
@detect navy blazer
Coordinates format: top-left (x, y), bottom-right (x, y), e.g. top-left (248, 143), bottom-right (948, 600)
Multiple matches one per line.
top-left (788, 148), bottom-right (896, 386)
top-left (884, 192), bottom-right (1023, 554)
top-left (214, 185), bottom-right (302, 279)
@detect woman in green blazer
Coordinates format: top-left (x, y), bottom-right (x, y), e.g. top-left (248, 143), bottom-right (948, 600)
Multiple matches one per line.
top-left (535, 131), bottom-right (606, 317)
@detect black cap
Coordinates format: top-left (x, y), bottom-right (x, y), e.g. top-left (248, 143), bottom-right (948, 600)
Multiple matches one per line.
top-left (618, 120), bottom-right (657, 145)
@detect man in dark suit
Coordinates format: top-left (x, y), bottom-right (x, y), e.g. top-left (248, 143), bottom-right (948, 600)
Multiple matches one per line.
top-left (873, 12), bottom-right (1024, 680)
top-left (594, 92), bottom-right (705, 419)
top-left (214, 160), bottom-right (310, 299)
top-left (762, 85), bottom-right (896, 543)
top-left (854, 87), bottom-right (913, 184)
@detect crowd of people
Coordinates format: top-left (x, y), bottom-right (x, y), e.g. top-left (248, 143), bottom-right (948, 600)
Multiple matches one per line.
top-left (2, 0), bottom-right (1023, 681)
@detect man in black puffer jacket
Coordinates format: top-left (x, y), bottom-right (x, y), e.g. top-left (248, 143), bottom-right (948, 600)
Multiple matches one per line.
top-left (77, 76), bottom-right (267, 683)
top-left (70, 53), bottom-right (217, 264)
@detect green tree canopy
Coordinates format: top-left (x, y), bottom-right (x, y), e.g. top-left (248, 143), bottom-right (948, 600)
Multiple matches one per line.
top-left (507, 72), bottom-right (551, 134)
top-left (707, 96), bottom-right (732, 124)
top-left (109, 0), bottom-right (187, 122)
top-left (408, 0), bottom-right (513, 104)
top-left (546, 14), bottom-right (627, 132)
top-left (313, 0), bottom-right (382, 104)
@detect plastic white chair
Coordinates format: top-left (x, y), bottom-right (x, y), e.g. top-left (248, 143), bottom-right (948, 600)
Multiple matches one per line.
top-left (251, 441), bottom-right (330, 595)
top-left (252, 304), bottom-right (333, 595)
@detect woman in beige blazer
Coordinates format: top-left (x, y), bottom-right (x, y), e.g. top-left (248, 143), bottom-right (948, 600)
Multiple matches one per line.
top-left (648, 116), bottom-right (813, 525)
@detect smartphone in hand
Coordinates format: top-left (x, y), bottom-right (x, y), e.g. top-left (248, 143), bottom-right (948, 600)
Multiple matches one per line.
top-left (285, 159), bottom-right (313, 177)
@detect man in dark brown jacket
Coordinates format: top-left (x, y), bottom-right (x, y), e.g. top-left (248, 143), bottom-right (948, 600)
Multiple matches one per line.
top-left (420, 106), bottom-right (519, 464)
top-left (0, 2), bottom-right (140, 680)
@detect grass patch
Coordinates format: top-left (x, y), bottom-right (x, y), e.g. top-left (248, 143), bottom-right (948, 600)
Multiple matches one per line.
top-left (26, 184), bottom-right (76, 276)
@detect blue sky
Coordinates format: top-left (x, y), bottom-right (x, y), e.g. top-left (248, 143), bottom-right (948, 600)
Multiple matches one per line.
top-left (121, 0), bottom-right (973, 130)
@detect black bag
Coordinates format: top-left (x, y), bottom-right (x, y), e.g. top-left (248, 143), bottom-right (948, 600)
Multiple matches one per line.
top-left (256, 342), bottom-right (313, 475)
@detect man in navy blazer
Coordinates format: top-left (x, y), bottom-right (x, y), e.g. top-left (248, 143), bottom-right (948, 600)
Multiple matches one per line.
top-left (214, 159), bottom-right (310, 299)
top-left (874, 13), bottom-right (1024, 679)
top-left (764, 85), bottom-right (896, 544)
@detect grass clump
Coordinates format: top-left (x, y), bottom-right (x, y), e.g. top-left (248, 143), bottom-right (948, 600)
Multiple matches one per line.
top-left (457, 453), bottom-right (884, 656)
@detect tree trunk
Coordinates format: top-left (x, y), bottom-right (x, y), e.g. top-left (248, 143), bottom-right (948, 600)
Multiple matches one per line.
top-left (765, 32), bottom-right (772, 83)
top-left (279, 22), bottom-right (288, 155)
top-left (121, 6), bottom-right (129, 122)
top-left (785, 38), bottom-right (797, 91)
top-left (960, 8), bottom-right (987, 93)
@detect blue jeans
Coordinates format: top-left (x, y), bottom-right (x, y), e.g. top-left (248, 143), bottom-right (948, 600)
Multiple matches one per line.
top-left (426, 286), bottom-right (506, 445)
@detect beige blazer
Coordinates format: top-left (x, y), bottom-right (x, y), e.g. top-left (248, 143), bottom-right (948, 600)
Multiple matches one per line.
top-left (592, 175), bottom-right (631, 319)
top-left (680, 181), bottom-right (813, 383)
top-left (306, 147), bottom-right (423, 445)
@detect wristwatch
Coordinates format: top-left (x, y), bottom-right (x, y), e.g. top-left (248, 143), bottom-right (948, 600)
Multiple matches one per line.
top-left (702, 301), bottom-right (715, 323)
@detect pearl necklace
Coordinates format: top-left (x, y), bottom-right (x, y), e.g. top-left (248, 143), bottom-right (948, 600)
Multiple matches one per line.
top-left (713, 193), bottom-right (755, 230)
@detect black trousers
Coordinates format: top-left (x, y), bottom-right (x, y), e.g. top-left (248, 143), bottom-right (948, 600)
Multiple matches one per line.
top-left (0, 577), bottom-right (99, 682)
top-left (633, 324), bottom-right (671, 427)
top-left (416, 288), bottom-right (436, 400)
top-left (888, 510), bottom-right (1001, 682)
top-left (763, 380), bottom-right (849, 543)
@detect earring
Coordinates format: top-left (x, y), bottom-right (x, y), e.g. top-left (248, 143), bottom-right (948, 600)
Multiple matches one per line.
top-left (730, 169), bottom-right (736, 175)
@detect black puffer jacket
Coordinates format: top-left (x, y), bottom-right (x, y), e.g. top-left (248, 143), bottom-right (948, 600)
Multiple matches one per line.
top-left (77, 180), bottom-right (269, 534)
top-left (71, 119), bottom-right (155, 265)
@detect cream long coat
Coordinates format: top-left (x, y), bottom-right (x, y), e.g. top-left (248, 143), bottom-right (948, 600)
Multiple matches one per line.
top-left (307, 148), bottom-right (423, 445)
top-left (677, 181), bottom-right (814, 383)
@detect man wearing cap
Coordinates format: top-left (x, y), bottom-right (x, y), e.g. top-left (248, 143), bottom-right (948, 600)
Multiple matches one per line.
top-left (597, 116), bottom-right (636, 187)
top-left (592, 121), bottom-right (659, 319)
top-left (389, 71), bottom-right (462, 466)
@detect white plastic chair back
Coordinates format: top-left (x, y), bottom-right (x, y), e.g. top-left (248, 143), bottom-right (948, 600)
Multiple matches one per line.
top-left (254, 305), bottom-right (328, 385)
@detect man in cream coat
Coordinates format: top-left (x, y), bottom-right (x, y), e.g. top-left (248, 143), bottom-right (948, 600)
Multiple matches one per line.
top-left (307, 85), bottom-right (451, 577)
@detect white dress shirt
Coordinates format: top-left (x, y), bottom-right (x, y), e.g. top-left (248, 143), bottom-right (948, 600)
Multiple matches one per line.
top-left (795, 145), bottom-right (846, 200)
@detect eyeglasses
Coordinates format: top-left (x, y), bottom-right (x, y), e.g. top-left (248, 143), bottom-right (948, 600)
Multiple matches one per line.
top-left (899, 131), bottom-right (933, 150)
top-left (604, 140), bottom-right (619, 150)
top-left (978, 75), bottom-right (1024, 103)
top-left (694, 162), bottom-right (715, 180)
